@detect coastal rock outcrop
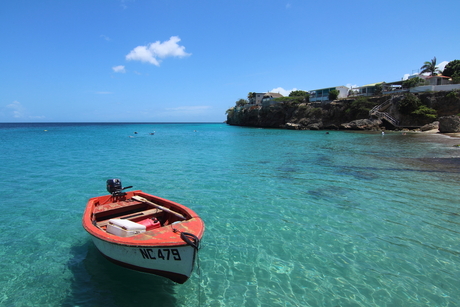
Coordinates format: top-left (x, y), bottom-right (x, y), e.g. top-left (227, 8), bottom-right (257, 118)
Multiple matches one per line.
top-left (340, 119), bottom-right (382, 130)
top-left (439, 116), bottom-right (460, 133)
top-left (420, 121), bottom-right (439, 131)
top-left (226, 91), bottom-right (460, 131)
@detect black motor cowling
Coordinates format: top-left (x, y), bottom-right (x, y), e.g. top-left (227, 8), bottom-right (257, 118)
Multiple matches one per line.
top-left (107, 178), bottom-right (123, 194)
top-left (106, 179), bottom-right (133, 196)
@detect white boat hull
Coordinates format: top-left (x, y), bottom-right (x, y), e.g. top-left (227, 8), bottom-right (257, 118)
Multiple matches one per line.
top-left (91, 236), bottom-right (197, 283)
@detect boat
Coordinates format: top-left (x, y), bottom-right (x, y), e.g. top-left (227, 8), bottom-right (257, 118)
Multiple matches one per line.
top-left (82, 179), bottom-right (205, 284)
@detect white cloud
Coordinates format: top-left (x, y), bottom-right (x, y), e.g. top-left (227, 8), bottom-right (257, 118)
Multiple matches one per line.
top-left (126, 36), bottom-right (191, 66)
top-left (112, 65), bottom-right (126, 73)
top-left (6, 101), bottom-right (25, 118)
top-left (270, 87), bottom-right (298, 96)
top-left (403, 73), bottom-right (414, 80)
top-left (437, 61), bottom-right (449, 72)
top-left (100, 35), bottom-right (111, 41)
top-left (3, 100), bottom-right (45, 120)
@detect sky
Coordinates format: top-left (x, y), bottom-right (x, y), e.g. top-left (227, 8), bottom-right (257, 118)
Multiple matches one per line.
top-left (1, 0), bottom-right (459, 123)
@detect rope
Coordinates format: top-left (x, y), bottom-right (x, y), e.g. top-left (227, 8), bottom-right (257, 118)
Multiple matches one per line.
top-left (175, 230), bottom-right (202, 306)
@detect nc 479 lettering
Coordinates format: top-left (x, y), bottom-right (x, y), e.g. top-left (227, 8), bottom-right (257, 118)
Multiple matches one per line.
top-left (139, 248), bottom-right (181, 261)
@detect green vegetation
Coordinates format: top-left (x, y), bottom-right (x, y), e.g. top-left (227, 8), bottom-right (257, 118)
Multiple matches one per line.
top-left (446, 90), bottom-right (459, 100)
top-left (328, 89), bottom-right (339, 100)
top-left (420, 56), bottom-right (440, 76)
top-left (273, 96), bottom-right (305, 105)
top-left (235, 99), bottom-right (249, 107)
top-left (289, 90), bottom-right (310, 102)
top-left (411, 105), bottom-right (437, 119)
top-left (399, 93), bottom-right (421, 114)
top-left (442, 60), bottom-right (460, 84)
top-left (399, 93), bottom-right (437, 119)
top-left (402, 77), bottom-right (424, 88)
top-left (345, 96), bottom-right (375, 118)
top-left (247, 92), bottom-right (256, 104)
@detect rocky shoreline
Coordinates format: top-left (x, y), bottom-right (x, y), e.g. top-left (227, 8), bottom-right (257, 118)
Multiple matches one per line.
top-left (226, 91), bottom-right (460, 134)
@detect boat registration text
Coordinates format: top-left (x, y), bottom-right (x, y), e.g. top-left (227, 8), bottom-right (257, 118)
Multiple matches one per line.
top-left (139, 248), bottom-right (182, 261)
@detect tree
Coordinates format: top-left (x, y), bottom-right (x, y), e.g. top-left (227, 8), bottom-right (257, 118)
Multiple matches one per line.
top-left (442, 60), bottom-right (460, 77)
top-left (399, 93), bottom-right (421, 114)
top-left (288, 90), bottom-right (310, 102)
top-left (442, 60), bottom-right (460, 84)
top-left (420, 56), bottom-right (440, 76)
top-left (235, 99), bottom-right (248, 107)
top-left (247, 92), bottom-right (256, 104)
top-left (402, 77), bottom-right (424, 88)
top-left (328, 89), bottom-right (339, 101)
top-left (346, 96), bottom-right (375, 118)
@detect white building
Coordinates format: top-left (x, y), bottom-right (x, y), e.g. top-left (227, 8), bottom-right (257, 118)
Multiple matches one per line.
top-left (309, 86), bottom-right (349, 102)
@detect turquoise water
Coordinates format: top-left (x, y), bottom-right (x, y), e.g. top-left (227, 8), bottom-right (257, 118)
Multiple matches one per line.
top-left (0, 123), bottom-right (459, 307)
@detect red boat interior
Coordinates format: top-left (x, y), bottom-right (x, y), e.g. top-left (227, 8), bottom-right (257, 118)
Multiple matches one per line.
top-left (92, 195), bottom-right (189, 232)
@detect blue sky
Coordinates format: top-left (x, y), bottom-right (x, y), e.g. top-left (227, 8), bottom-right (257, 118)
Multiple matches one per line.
top-left (1, 0), bottom-right (459, 123)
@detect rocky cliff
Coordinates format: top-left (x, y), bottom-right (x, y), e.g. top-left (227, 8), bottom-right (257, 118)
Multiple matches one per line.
top-left (226, 91), bottom-right (460, 131)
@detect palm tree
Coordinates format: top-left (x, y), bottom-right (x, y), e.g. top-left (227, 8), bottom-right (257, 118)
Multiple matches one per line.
top-left (420, 57), bottom-right (440, 76)
top-left (247, 92), bottom-right (256, 104)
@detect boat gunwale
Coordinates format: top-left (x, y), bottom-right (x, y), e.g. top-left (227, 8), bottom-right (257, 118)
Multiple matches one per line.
top-left (82, 190), bottom-right (205, 247)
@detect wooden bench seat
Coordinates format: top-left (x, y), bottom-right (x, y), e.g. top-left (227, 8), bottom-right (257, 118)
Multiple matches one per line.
top-left (96, 208), bottom-right (162, 227)
top-left (93, 200), bottom-right (144, 215)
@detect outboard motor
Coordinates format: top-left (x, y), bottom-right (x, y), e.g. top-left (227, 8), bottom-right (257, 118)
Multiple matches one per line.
top-left (106, 179), bottom-right (132, 196)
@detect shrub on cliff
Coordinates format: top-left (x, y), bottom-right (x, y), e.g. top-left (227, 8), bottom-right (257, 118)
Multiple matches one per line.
top-left (411, 105), bottom-right (437, 120)
top-left (446, 90), bottom-right (459, 100)
top-left (399, 93), bottom-right (421, 114)
top-left (345, 96), bottom-right (375, 118)
top-left (328, 89), bottom-right (339, 100)
top-left (402, 77), bottom-right (424, 88)
top-left (273, 96), bottom-right (305, 105)
top-left (399, 93), bottom-right (437, 120)
top-left (289, 90), bottom-right (310, 102)
top-left (235, 99), bottom-right (249, 107)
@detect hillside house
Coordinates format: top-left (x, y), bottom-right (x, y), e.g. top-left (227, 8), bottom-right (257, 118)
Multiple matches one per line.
top-left (424, 75), bottom-right (451, 86)
top-left (262, 92), bottom-right (283, 104)
top-left (309, 86), bottom-right (349, 102)
top-left (250, 92), bottom-right (283, 105)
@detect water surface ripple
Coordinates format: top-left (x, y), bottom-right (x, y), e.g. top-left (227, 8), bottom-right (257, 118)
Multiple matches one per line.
top-left (0, 123), bottom-right (459, 306)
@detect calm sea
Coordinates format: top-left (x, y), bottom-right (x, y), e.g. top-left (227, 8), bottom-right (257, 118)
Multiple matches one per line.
top-left (0, 123), bottom-right (459, 307)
